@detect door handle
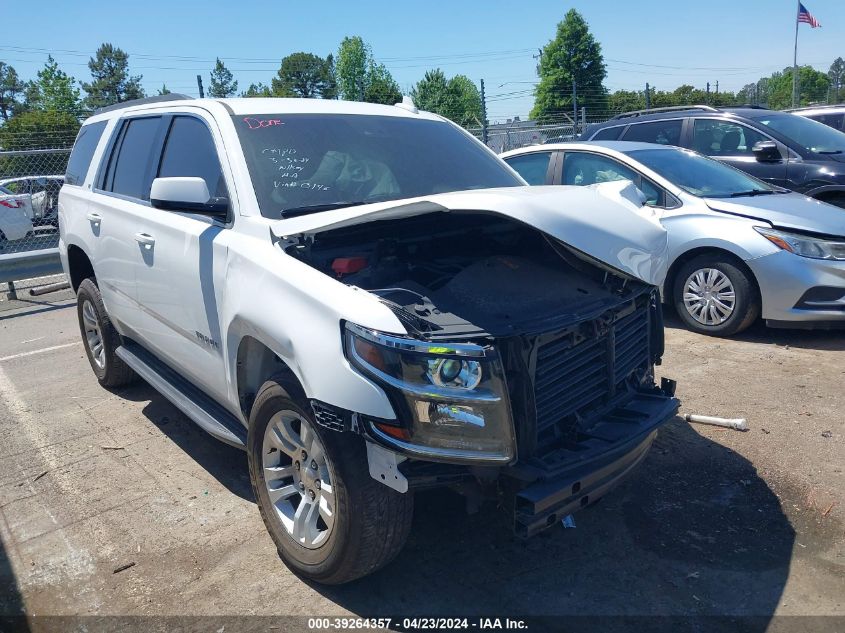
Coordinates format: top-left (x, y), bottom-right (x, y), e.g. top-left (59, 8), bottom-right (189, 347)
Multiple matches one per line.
top-left (134, 232), bottom-right (156, 248)
top-left (86, 212), bottom-right (102, 223)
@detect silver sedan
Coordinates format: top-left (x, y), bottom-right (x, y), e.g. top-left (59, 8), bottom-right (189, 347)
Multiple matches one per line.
top-left (501, 141), bottom-right (845, 336)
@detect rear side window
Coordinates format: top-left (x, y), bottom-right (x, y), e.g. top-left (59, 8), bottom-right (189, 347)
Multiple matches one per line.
top-left (66, 121), bottom-right (107, 186)
top-left (105, 117), bottom-right (161, 200)
top-left (158, 117), bottom-right (228, 197)
top-left (622, 119), bottom-right (683, 146)
top-left (592, 126), bottom-right (624, 141)
top-left (504, 152), bottom-right (552, 185)
top-left (812, 112), bottom-right (845, 132)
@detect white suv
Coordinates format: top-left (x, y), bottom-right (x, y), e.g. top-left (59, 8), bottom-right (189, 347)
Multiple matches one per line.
top-left (59, 94), bottom-right (679, 583)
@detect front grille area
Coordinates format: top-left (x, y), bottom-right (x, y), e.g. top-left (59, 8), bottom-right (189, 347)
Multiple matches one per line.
top-left (533, 297), bottom-right (651, 450)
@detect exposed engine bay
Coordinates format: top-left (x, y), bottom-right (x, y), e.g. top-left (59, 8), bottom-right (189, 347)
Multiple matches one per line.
top-left (289, 211), bottom-right (649, 339)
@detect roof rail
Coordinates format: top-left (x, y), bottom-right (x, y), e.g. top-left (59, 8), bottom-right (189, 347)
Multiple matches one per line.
top-left (785, 104), bottom-right (843, 112)
top-left (93, 93), bottom-right (194, 116)
top-left (611, 105), bottom-right (717, 120)
top-left (722, 104), bottom-right (767, 110)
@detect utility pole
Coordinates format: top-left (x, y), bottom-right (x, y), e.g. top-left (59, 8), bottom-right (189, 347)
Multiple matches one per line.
top-left (792, 0), bottom-right (800, 107)
top-left (572, 80), bottom-right (577, 133)
top-left (645, 82), bottom-right (651, 110)
top-left (480, 79), bottom-right (488, 145)
top-left (706, 82), bottom-right (710, 104)
top-left (196, 75), bottom-right (205, 98)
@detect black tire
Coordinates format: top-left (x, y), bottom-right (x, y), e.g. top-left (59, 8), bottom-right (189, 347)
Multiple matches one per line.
top-left (247, 376), bottom-right (413, 584)
top-left (672, 254), bottom-right (760, 337)
top-left (76, 278), bottom-right (136, 387)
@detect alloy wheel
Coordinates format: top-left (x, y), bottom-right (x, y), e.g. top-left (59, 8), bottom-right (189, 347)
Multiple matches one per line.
top-left (262, 411), bottom-right (335, 549)
top-left (81, 299), bottom-right (106, 369)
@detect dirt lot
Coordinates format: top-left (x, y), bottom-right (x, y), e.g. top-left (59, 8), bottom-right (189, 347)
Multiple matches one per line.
top-left (0, 286), bottom-right (843, 631)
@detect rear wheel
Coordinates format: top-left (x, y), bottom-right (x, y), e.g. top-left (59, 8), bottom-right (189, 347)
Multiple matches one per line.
top-left (672, 254), bottom-right (759, 336)
top-left (248, 376), bottom-right (413, 584)
top-left (76, 278), bottom-right (136, 387)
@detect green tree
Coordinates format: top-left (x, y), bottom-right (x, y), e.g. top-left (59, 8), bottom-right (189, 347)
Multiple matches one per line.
top-left (82, 43), bottom-right (145, 109)
top-left (766, 66), bottom-right (829, 109)
top-left (241, 82), bottom-right (273, 98)
top-left (322, 54), bottom-right (338, 100)
top-left (829, 57), bottom-right (845, 103)
top-left (0, 110), bottom-right (80, 175)
top-left (0, 62), bottom-right (26, 121)
top-left (336, 36), bottom-right (369, 101)
top-left (410, 70), bottom-right (482, 126)
top-left (208, 58), bottom-right (238, 98)
top-left (530, 9), bottom-right (607, 122)
top-left (272, 52), bottom-right (334, 98)
top-left (607, 89), bottom-right (645, 113)
top-left (25, 56), bottom-right (81, 115)
top-left (157, 84), bottom-right (171, 95)
top-left (365, 62), bottom-right (401, 105)
top-left (336, 36), bottom-right (401, 104)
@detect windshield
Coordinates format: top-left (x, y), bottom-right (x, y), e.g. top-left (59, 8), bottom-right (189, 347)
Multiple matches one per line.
top-left (233, 114), bottom-right (521, 218)
top-left (626, 148), bottom-right (778, 198)
top-left (753, 113), bottom-right (845, 154)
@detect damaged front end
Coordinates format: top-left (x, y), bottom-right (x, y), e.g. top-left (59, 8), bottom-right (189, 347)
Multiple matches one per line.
top-left (283, 188), bottom-right (679, 536)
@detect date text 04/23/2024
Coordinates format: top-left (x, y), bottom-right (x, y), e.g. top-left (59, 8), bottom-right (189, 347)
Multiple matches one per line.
top-left (306, 618), bottom-right (529, 631)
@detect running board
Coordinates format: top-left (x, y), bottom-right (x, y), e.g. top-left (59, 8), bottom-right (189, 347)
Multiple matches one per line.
top-left (116, 343), bottom-right (247, 449)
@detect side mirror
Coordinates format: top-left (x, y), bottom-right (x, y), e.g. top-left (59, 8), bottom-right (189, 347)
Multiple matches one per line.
top-left (751, 140), bottom-right (782, 162)
top-left (150, 177), bottom-right (229, 219)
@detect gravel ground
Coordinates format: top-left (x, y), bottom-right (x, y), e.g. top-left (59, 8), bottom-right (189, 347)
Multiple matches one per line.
top-left (0, 291), bottom-right (842, 632)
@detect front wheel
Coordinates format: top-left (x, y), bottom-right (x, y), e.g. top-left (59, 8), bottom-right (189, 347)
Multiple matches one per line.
top-left (248, 376), bottom-right (413, 584)
top-left (672, 255), bottom-right (760, 336)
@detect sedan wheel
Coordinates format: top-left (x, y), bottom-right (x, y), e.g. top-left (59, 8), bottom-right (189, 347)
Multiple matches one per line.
top-left (682, 268), bottom-right (736, 326)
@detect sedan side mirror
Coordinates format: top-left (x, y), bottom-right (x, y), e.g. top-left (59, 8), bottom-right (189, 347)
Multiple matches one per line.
top-left (150, 177), bottom-right (229, 219)
top-left (751, 140), bottom-right (782, 162)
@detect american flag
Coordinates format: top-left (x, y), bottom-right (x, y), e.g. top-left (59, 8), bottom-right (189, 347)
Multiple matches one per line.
top-left (798, 2), bottom-right (821, 28)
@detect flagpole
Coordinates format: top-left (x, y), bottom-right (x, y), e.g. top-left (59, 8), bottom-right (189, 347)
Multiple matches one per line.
top-left (792, 0), bottom-right (800, 108)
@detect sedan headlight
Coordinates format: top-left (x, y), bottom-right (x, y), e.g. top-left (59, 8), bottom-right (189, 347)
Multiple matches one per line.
top-left (755, 226), bottom-right (845, 261)
top-left (344, 322), bottom-right (515, 463)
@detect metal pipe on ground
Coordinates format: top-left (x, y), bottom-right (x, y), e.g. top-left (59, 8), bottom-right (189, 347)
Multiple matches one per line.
top-left (28, 281), bottom-right (70, 296)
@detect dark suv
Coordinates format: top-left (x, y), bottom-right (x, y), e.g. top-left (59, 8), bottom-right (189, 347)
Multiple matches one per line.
top-left (583, 105), bottom-right (845, 208)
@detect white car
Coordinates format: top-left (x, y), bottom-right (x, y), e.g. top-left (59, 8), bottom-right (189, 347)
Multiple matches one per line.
top-left (60, 95), bottom-right (679, 583)
top-left (0, 175), bottom-right (64, 225)
top-left (0, 185), bottom-right (35, 245)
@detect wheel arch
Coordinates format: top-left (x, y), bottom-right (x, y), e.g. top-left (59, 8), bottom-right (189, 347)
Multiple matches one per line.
top-left (231, 331), bottom-right (307, 422)
top-left (66, 243), bottom-right (95, 291)
top-left (665, 246), bottom-right (761, 303)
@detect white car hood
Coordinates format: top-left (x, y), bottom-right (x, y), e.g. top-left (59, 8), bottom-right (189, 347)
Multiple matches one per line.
top-left (271, 182), bottom-right (669, 285)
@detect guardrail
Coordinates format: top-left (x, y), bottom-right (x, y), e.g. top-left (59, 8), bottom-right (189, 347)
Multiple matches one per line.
top-left (0, 249), bottom-right (63, 298)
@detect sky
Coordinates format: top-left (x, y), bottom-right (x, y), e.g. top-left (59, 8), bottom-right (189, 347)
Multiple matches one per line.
top-left (3, 0), bottom-right (843, 122)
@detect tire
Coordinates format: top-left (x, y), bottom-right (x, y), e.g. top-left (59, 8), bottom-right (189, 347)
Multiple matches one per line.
top-left (247, 376), bottom-right (413, 584)
top-left (76, 278), bottom-right (136, 387)
top-left (672, 254), bottom-right (760, 337)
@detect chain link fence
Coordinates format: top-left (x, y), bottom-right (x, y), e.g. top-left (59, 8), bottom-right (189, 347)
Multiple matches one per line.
top-left (467, 114), bottom-right (611, 153)
top-left (0, 147), bottom-right (70, 293)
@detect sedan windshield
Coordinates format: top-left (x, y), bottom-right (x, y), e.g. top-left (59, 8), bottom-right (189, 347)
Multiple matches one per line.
top-left (625, 148), bottom-right (778, 198)
top-left (233, 114), bottom-right (521, 218)
top-left (753, 113), bottom-right (845, 154)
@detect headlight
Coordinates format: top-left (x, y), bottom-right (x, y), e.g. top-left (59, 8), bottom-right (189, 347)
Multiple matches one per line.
top-left (755, 226), bottom-right (845, 261)
top-left (344, 322), bottom-right (515, 463)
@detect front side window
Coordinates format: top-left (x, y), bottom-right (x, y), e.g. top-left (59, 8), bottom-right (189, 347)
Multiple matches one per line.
top-left (562, 151), bottom-right (665, 206)
top-left (158, 116), bottom-right (228, 198)
top-left (692, 119), bottom-right (767, 156)
top-left (66, 121), bottom-right (107, 186)
top-left (106, 117), bottom-right (161, 200)
top-left (233, 114), bottom-right (521, 218)
top-left (621, 119), bottom-right (683, 146)
top-left (504, 152), bottom-right (552, 185)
